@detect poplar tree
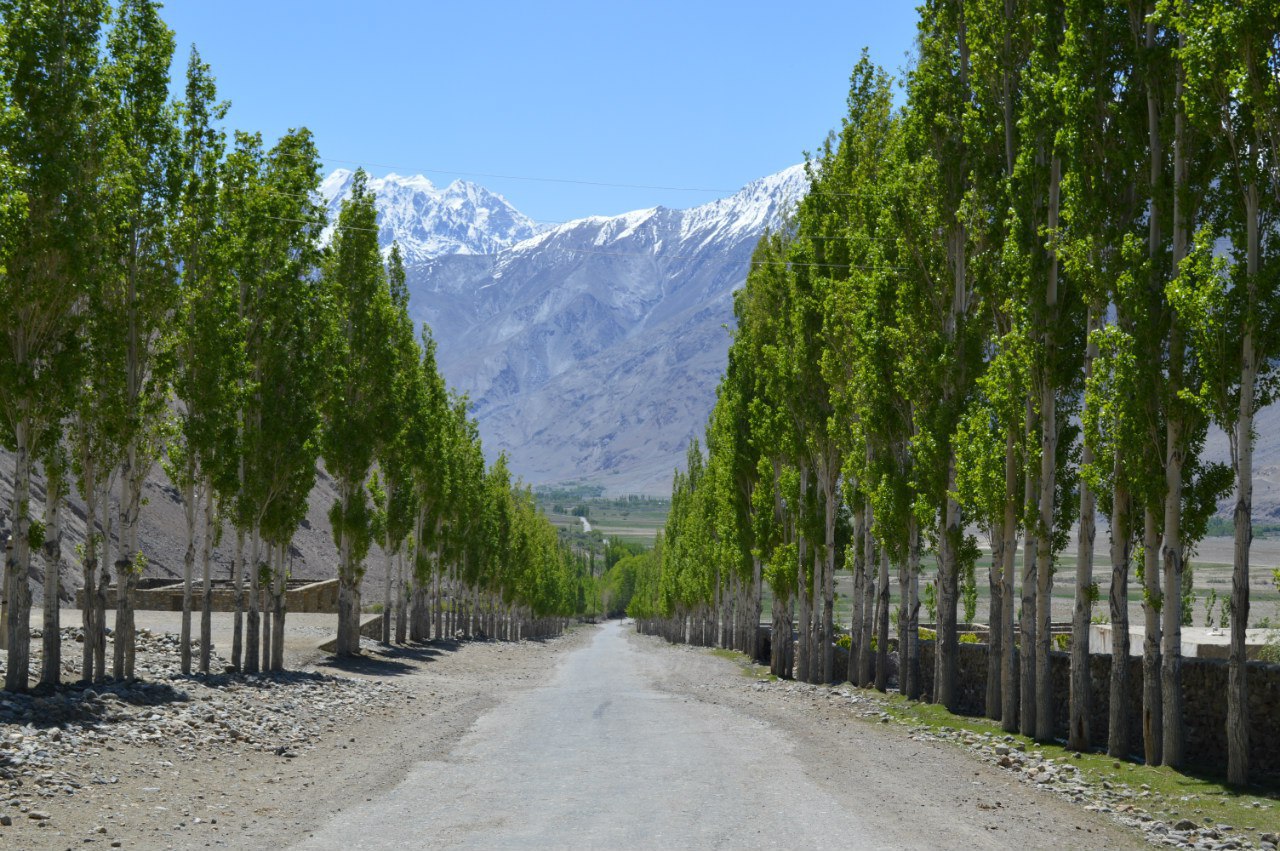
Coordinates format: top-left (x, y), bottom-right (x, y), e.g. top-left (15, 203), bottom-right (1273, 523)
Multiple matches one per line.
top-left (375, 243), bottom-right (420, 644)
top-left (323, 169), bottom-right (395, 656)
top-left (1176, 0), bottom-right (1280, 785)
top-left (171, 44), bottom-right (232, 674)
top-left (99, 0), bottom-right (180, 681)
top-left (238, 128), bottom-right (326, 672)
top-left (0, 0), bottom-right (104, 690)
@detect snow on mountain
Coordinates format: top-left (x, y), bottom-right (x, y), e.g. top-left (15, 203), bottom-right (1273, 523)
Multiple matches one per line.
top-left (319, 169), bottom-right (540, 263)
top-left (400, 164), bottom-right (809, 494)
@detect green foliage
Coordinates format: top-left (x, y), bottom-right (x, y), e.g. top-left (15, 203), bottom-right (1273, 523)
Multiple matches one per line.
top-left (923, 579), bottom-right (938, 624)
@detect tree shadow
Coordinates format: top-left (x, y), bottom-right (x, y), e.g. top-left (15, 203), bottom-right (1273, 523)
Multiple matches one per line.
top-left (0, 678), bottom-right (192, 733)
top-left (313, 639), bottom-right (457, 678)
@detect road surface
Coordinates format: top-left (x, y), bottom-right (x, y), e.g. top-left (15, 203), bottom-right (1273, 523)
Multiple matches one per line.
top-left (291, 621), bottom-right (1136, 850)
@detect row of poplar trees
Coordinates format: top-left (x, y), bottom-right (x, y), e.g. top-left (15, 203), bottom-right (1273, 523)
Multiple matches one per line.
top-left (631, 0), bottom-right (1278, 786)
top-left (0, 0), bottom-right (589, 692)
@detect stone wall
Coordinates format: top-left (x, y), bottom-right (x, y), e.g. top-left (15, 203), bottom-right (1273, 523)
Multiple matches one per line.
top-left (916, 641), bottom-right (1280, 779)
top-left (74, 579), bottom-right (340, 614)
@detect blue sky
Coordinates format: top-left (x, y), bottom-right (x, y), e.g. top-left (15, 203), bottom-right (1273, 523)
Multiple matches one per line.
top-left (162, 1), bottom-right (919, 224)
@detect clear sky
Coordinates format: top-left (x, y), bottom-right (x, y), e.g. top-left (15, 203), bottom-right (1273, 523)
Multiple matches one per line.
top-left (162, 1), bottom-right (920, 224)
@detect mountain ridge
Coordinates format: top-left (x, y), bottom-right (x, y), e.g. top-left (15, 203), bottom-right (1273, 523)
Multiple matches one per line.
top-left (394, 164), bottom-right (808, 494)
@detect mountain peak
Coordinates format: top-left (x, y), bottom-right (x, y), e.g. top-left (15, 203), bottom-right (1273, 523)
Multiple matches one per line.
top-left (319, 170), bottom-right (538, 262)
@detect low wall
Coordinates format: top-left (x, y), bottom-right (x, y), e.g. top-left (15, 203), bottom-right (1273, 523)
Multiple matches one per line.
top-left (915, 640), bottom-right (1280, 779)
top-left (74, 579), bottom-right (339, 614)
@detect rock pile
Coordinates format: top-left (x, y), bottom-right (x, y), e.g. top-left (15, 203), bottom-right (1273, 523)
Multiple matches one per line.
top-left (1, 626), bottom-right (400, 828)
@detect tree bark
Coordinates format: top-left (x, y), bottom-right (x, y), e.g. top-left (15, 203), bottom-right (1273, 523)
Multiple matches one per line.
top-left (1020, 400), bottom-right (1039, 737)
top-left (80, 467), bottom-right (99, 683)
top-left (875, 547), bottom-right (890, 692)
top-left (39, 464), bottom-right (63, 688)
top-left (244, 530), bottom-right (260, 674)
top-left (180, 472), bottom-right (196, 675)
top-left (200, 486), bottom-right (214, 674)
top-left (905, 514), bottom-right (921, 700)
top-left (986, 523), bottom-right (1004, 720)
top-left (1035, 155), bottom-right (1062, 743)
top-left (796, 465), bottom-right (811, 684)
top-left (1160, 32), bottom-right (1190, 768)
top-left (1001, 428), bottom-right (1019, 731)
top-left (822, 460), bottom-right (836, 682)
top-left (936, 462), bottom-right (960, 709)
top-left (1108, 477), bottom-right (1132, 759)
top-left (335, 480), bottom-right (358, 656)
top-left (232, 527), bottom-right (244, 671)
top-left (5, 416), bottom-right (34, 691)
top-left (1141, 506), bottom-right (1162, 766)
top-left (1226, 187), bottom-right (1258, 786)
top-left (858, 507), bottom-right (875, 688)
top-left (1069, 302), bottom-right (1101, 751)
top-left (848, 504), bottom-right (865, 685)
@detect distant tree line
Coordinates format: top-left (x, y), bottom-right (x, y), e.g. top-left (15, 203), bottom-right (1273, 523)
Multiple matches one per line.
top-left (0, 0), bottom-right (592, 693)
top-left (629, 0), bottom-right (1278, 787)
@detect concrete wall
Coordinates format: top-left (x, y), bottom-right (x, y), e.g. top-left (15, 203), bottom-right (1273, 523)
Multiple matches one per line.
top-left (916, 641), bottom-right (1280, 779)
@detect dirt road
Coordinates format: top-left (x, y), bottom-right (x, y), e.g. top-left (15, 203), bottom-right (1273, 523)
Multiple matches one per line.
top-left (292, 620), bottom-right (1138, 850)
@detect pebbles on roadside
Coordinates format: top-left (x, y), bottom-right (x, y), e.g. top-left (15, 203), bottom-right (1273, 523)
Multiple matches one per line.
top-left (1, 626), bottom-right (399, 828)
top-left (743, 677), bottom-right (1273, 851)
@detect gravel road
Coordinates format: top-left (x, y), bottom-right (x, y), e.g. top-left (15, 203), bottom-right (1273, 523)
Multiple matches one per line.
top-left (292, 620), bottom-right (1139, 850)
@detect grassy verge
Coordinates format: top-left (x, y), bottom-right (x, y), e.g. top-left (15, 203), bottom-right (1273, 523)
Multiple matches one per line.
top-left (878, 692), bottom-right (1280, 841)
top-left (706, 646), bottom-right (776, 680)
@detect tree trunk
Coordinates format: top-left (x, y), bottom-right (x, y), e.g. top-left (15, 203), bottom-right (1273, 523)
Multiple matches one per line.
top-left (796, 463), bottom-right (811, 684)
top-left (1226, 189), bottom-right (1258, 786)
top-left (94, 502), bottom-right (111, 684)
top-left (395, 551), bottom-right (407, 645)
top-left (875, 548), bottom-right (890, 693)
top-left (39, 464), bottom-right (63, 688)
top-left (936, 467), bottom-right (960, 709)
top-left (1034, 155), bottom-right (1062, 744)
top-left (986, 523), bottom-right (1004, 720)
top-left (822, 463), bottom-right (836, 682)
top-left (1020, 398), bottom-right (1039, 737)
top-left (272, 547), bottom-right (286, 671)
top-left (5, 416), bottom-right (34, 691)
top-left (1160, 369), bottom-right (1186, 768)
top-left (1161, 35), bottom-right (1190, 768)
top-left (1069, 301), bottom-right (1101, 751)
top-left (335, 480), bottom-right (358, 656)
top-left (1141, 506), bottom-right (1162, 766)
top-left (80, 468), bottom-right (99, 683)
top-left (1108, 477), bottom-right (1132, 759)
top-left (180, 472), bottom-right (196, 675)
top-left (245, 531), bottom-right (260, 674)
top-left (1001, 428), bottom-right (1019, 731)
top-left (905, 515), bottom-right (921, 700)
top-left (858, 509), bottom-right (875, 688)
top-left (848, 504), bottom-right (865, 685)
top-left (200, 486), bottom-right (214, 674)
top-left (232, 526), bottom-right (244, 671)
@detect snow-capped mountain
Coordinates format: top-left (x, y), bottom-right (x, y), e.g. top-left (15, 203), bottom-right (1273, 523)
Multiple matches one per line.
top-left (401, 164), bottom-right (809, 493)
top-left (319, 169), bottom-right (540, 263)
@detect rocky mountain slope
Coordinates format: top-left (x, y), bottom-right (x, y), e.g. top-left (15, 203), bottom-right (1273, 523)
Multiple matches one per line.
top-left (402, 165), bottom-right (809, 494)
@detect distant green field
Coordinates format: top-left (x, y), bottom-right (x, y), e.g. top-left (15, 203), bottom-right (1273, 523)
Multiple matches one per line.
top-left (536, 494), bottom-right (669, 549)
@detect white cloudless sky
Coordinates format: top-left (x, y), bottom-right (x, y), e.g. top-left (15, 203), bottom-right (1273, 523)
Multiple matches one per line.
top-left (162, 1), bottom-right (919, 223)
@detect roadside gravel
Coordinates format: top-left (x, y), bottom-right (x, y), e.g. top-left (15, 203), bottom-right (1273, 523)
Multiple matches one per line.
top-left (0, 622), bottom-right (590, 850)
